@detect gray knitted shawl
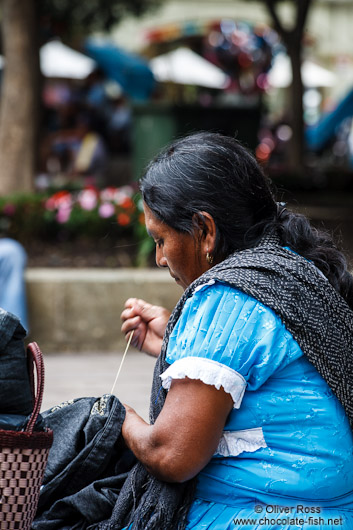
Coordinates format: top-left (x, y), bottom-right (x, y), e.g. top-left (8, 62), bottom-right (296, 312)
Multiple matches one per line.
top-left (99, 232), bottom-right (353, 530)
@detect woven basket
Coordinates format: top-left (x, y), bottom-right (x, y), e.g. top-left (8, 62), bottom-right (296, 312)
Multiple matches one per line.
top-left (0, 342), bottom-right (53, 530)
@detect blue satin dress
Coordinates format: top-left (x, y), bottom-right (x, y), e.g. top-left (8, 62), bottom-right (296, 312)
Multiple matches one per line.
top-left (161, 281), bottom-right (353, 529)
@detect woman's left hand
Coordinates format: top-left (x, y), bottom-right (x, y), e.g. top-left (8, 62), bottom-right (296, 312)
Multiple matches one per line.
top-left (122, 378), bottom-right (233, 483)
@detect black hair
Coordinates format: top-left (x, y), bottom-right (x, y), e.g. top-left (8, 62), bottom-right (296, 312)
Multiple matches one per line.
top-left (140, 131), bottom-right (353, 309)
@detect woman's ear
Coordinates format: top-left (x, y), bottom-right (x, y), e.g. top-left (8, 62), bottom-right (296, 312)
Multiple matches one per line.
top-left (193, 211), bottom-right (217, 256)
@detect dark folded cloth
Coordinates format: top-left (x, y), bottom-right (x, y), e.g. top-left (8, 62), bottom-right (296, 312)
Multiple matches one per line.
top-left (0, 413), bottom-right (45, 431)
top-left (33, 395), bottom-right (136, 530)
top-left (0, 308), bottom-right (33, 415)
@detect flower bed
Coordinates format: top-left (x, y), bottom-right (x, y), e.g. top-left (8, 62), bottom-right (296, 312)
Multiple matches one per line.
top-left (0, 185), bottom-right (154, 267)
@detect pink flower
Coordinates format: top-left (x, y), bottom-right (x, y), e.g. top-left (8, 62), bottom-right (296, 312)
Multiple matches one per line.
top-left (56, 205), bottom-right (72, 224)
top-left (99, 202), bottom-right (115, 218)
top-left (78, 189), bottom-right (98, 211)
top-left (100, 187), bottom-right (118, 202)
top-left (45, 197), bottom-right (56, 211)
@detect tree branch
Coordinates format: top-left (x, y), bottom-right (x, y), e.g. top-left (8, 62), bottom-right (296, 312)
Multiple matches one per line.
top-left (263, 0), bottom-right (288, 38)
top-left (292, 0), bottom-right (312, 42)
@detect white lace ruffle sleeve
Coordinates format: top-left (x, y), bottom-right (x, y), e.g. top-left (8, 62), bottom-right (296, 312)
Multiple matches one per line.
top-left (160, 356), bottom-right (246, 408)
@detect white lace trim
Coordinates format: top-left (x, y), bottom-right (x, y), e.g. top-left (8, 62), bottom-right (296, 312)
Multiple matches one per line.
top-left (160, 357), bottom-right (247, 408)
top-left (215, 427), bottom-right (267, 457)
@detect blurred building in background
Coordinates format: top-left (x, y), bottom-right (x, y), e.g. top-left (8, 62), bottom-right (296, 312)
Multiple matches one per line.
top-left (5, 0), bottom-right (352, 191)
top-left (108, 0), bottom-right (353, 185)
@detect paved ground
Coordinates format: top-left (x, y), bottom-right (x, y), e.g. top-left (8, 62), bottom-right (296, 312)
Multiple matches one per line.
top-left (41, 349), bottom-right (157, 421)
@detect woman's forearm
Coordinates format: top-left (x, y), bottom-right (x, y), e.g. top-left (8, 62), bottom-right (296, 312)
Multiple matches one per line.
top-left (122, 379), bottom-right (233, 484)
top-left (122, 405), bottom-right (187, 482)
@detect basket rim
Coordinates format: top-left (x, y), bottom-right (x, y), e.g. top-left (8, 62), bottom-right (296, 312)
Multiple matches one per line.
top-left (0, 428), bottom-right (53, 449)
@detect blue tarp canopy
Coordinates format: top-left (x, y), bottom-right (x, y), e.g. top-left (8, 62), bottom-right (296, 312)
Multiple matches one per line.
top-left (84, 38), bottom-right (155, 101)
top-left (306, 88), bottom-right (353, 151)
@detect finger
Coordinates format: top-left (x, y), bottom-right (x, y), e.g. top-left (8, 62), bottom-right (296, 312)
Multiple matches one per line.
top-left (122, 403), bottom-right (136, 414)
top-left (133, 301), bottom-right (159, 323)
top-left (124, 298), bottom-right (149, 310)
top-left (121, 315), bottom-right (142, 334)
top-left (121, 300), bottom-right (150, 321)
top-left (122, 300), bottom-right (153, 323)
top-left (121, 318), bottom-right (147, 351)
top-left (128, 327), bottom-right (144, 351)
top-left (131, 332), bottom-right (142, 350)
top-left (121, 306), bottom-right (137, 322)
top-left (125, 329), bottom-right (137, 347)
top-left (124, 298), bottom-right (139, 309)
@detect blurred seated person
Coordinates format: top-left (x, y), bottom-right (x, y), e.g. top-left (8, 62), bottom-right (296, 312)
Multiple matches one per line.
top-left (0, 238), bottom-right (28, 332)
top-left (42, 110), bottom-right (108, 182)
top-left (104, 83), bottom-right (132, 154)
top-left (84, 68), bottom-right (108, 111)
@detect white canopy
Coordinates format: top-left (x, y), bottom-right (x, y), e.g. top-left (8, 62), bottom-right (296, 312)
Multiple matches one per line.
top-left (40, 41), bottom-right (96, 79)
top-left (268, 53), bottom-right (337, 88)
top-left (150, 47), bottom-right (230, 89)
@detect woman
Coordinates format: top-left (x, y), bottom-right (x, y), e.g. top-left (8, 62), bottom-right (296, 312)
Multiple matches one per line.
top-left (116, 132), bottom-right (353, 530)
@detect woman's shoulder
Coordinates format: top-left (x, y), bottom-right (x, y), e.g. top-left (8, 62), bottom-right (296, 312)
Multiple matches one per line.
top-left (166, 279), bottom-right (304, 392)
top-left (184, 279), bottom-right (293, 345)
top-left (187, 279), bottom-right (277, 321)
top-left (168, 280), bottom-right (303, 364)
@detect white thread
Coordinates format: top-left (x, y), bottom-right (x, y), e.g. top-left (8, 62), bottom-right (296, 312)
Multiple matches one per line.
top-left (110, 330), bottom-right (134, 395)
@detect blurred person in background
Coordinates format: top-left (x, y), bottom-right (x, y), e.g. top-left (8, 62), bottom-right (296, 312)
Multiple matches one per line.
top-left (0, 238), bottom-right (28, 332)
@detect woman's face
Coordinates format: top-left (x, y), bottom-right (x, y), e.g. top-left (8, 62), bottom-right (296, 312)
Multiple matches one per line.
top-left (143, 203), bottom-right (210, 290)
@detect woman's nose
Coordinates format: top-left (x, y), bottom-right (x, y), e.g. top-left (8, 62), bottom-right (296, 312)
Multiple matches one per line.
top-left (156, 247), bottom-right (167, 268)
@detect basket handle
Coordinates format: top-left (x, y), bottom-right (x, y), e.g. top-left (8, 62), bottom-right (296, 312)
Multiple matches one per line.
top-left (25, 342), bottom-right (45, 434)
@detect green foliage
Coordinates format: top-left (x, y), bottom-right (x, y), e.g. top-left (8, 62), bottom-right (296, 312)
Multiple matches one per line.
top-left (0, 193), bottom-right (46, 240)
top-left (135, 234), bottom-right (155, 267)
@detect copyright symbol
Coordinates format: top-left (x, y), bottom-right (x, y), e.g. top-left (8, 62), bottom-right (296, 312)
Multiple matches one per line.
top-left (255, 505), bottom-right (263, 513)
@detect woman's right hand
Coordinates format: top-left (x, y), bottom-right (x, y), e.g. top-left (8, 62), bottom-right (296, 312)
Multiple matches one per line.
top-left (121, 298), bottom-right (171, 357)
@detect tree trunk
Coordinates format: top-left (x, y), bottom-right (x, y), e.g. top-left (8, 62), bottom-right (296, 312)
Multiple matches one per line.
top-left (263, 0), bottom-right (311, 175)
top-left (287, 43), bottom-right (305, 173)
top-left (0, 0), bottom-right (39, 194)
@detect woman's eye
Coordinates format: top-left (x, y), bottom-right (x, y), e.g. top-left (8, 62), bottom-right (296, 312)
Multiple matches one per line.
top-left (156, 240), bottom-right (163, 248)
